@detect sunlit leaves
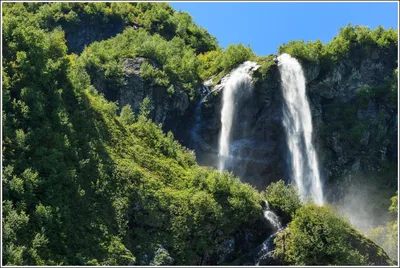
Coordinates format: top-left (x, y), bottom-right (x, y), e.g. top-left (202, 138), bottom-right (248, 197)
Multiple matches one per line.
top-left (273, 205), bottom-right (390, 265)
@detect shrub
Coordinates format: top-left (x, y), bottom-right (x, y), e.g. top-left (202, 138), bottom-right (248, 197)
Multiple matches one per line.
top-left (366, 193), bottom-right (398, 260)
top-left (199, 44), bottom-right (255, 84)
top-left (120, 104), bottom-right (135, 125)
top-left (278, 40), bottom-right (323, 64)
top-left (274, 204), bottom-right (393, 265)
top-left (278, 24), bottom-right (397, 71)
top-left (262, 180), bottom-right (301, 224)
top-left (221, 43), bottom-right (255, 71)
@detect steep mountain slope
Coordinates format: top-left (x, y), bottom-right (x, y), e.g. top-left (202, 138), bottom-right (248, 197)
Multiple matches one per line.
top-left (2, 3), bottom-right (266, 265)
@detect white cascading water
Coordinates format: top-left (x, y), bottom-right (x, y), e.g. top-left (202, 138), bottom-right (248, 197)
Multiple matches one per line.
top-left (218, 61), bottom-right (258, 172)
top-left (255, 201), bottom-right (283, 266)
top-left (277, 53), bottom-right (324, 205)
top-left (262, 201), bottom-right (282, 231)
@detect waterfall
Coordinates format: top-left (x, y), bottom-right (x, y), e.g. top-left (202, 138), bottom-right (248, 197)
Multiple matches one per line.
top-left (277, 53), bottom-right (324, 205)
top-left (262, 201), bottom-right (282, 231)
top-left (255, 231), bottom-right (281, 266)
top-left (254, 201), bottom-right (283, 266)
top-left (218, 61), bottom-right (258, 172)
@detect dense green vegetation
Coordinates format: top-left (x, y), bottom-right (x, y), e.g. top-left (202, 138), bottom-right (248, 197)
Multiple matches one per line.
top-left (16, 2), bottom-right (254, 103)
top-left (28, 2), bottom-right (217, 54)
top-left (79, 33), bottom-right (255, 101)
top-left (273, 204), bottom-right (394, 265)
top-left (279, 24), bottom-right (398, 66)
top-left (258, 182), bottom-right (396, 266)
top-left (2, 2), bottom-right (397, 266)
top-left (262, 180), bottom-right (301, 224)
top-left (80, 27), bottom-right (203, 98)
top-left (366, 193), bottom-right (398, 260)
top-left (198, 44), bottom-right (255, 84)
top-left (2, 3), bottom-right (265, 265)
top-left (5, 2), bottom-right (221, 102)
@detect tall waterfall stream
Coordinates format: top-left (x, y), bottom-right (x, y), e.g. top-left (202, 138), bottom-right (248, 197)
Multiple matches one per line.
top-left (218, 61), bottom-right (259, 172)
top-left (278, 53), bottom-right (324, 205)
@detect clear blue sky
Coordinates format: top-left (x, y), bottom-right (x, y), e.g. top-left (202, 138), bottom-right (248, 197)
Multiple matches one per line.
top-left (169, 2), bottom-right (398, 56)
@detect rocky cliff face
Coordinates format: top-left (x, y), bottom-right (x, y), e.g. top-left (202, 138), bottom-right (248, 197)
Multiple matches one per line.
top-left (306, 48), bottom-right (397, 228)
top-left (89, 45), bottom-right (396, 218)
top-left (89, 57), bottom-right (192, 133)
top-left (82, 46), bottom-right (396, 265)
top-left (176, 63), bottom-right (289, 191)
top-left (119, 58), bottom-right (191, 132)
top-left (176, 45), bottom-right (397, 216)
top-left (307, 49), bottom-right (397, 204)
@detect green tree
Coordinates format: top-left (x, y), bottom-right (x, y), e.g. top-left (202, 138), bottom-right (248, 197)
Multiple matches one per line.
top-left (262, 180), bottom-right (301, 224)
top-left (221, 43), bottom-right (255, 71)
top-left (138, 97), bottom-right (152, 119)
top-left (120, 104), bottom-right (135, 125)
top-left (366, 192), bottom-right (398, 260)
top-left (274, 205), bottom-right (393, 266)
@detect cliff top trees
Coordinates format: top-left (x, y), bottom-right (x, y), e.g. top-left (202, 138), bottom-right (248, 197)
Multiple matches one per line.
top-left (278, 24), bottom-right (398, 66)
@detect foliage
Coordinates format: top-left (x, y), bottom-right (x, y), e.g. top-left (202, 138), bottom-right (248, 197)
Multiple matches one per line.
top-left (274, 205), bottom-right (394, 265)
top-left (278, 24), bottom-right (398, 69)
top-left (254, 54), bottom-right (277, 80)
top-left (278, 40), bottom-right (323, 64)
top-left (262, 180), bottom-right (301, 224)
top-left (4, 2), bottom-right (218, 101)
top-left (2, 4), bottom-right (264, 265)
top-left (22, 2), bottom-right (217, 54)
top-left (222, 44), bottom-right (255, 71)
top-left (198, 48), bottom-right (224, 81)
top-left (139, 61), bottom-right (169, 87)
top-left (171, 10), bottom-right (218, 54)
top-left (355, 69), bottom-right (398, 110)
top-left (138, 96), bottom-right (152, 119)
top-left (119, 104), bottom-right (135, 125)
top-left (80, 28), bottom-right (202, 98)
top-left (366, 193), bottom-right (398, 261)
top-left (149, 246), bottom-right (174, 266)
top-left (199, 43), bottom-right (255, 84)
top-left (389, 192), bottom-right (398, 215)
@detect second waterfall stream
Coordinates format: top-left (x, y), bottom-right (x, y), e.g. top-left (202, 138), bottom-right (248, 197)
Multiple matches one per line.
top-left (278, 53), bottom-right (324, 205)
top-left (218, 61), bottom-right (258, 172)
